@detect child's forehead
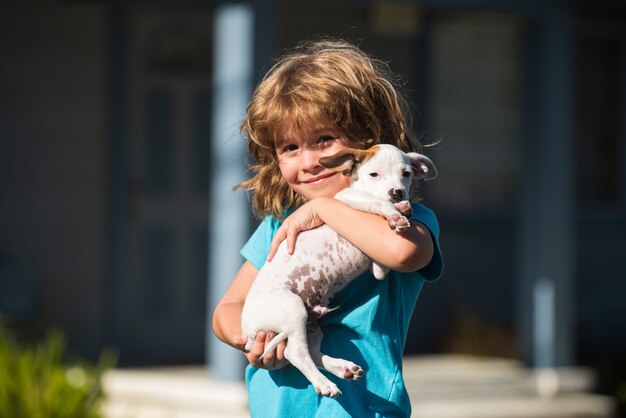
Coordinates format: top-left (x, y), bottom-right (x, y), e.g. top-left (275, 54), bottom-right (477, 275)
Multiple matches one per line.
top-left (273, 122), bottom-right (338, 144)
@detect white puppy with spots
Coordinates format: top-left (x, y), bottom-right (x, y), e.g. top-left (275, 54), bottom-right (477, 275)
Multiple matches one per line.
top-left (241, 144), bottom-right (437, 397)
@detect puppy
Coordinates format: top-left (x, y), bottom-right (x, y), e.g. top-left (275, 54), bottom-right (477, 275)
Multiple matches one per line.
top-left (241, 144), bottom-right (437, 397)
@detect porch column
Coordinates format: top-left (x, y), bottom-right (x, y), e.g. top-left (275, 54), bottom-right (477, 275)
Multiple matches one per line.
top-left (207, 3), bottom-right (254, 381)
top-left (518, 6), bottom-right (575, 368)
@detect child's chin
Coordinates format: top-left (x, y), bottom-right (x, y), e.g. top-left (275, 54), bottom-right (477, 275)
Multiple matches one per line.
top-left (309, 186), bottom-right (343, 199)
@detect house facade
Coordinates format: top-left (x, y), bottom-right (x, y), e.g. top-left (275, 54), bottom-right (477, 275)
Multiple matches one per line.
top-left (1, 0), bottom-right (624, 384)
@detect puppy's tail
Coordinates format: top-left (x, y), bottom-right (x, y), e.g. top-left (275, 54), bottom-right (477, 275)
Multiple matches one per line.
top-left (259, 332), bottom-right (288, 359)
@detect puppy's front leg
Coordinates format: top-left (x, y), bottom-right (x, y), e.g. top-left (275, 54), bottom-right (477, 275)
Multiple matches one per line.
top-left (335, 189), bottom-right (409, 232)
top-left (394, 200), bottom-right (412, 218)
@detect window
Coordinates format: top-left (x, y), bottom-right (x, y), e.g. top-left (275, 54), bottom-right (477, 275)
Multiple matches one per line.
top-left (428, 14), bottom-right (522, 212)
top-left (575, 33), bottom-right (623, 208)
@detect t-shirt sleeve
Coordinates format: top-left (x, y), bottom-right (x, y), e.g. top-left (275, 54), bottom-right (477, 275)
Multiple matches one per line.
top-left (240, 216), bottom-right (280, 270)
top-left (411, 203), bottom-right (444, 281)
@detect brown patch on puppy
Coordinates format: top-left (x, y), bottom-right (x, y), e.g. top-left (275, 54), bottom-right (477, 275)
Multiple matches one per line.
top-left (288, 264), bottom-right (312, 281)
top-left (318, 146), bottom-right (379, 176)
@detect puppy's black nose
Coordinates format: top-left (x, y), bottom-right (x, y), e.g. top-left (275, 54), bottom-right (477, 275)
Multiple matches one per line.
top-left (389, 189), bottom-right (404, 202)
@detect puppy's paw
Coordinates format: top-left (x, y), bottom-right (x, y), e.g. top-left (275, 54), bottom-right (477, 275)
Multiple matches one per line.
top-left (388, 214), bottom-right (410, 232)
top-left (325, 358), bottom-right (365, 381)
top-left (342, 363), bottom-right (365, 381)
top-left (312, 305), bottom-right (340, 318)
top-left (394, 200), bottom-right (413, 217)
top-left (315, 380), bottom-right (342, 398)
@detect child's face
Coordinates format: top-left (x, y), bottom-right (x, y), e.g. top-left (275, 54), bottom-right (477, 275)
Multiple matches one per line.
top-left (275, 125), bottom-right (353, 201)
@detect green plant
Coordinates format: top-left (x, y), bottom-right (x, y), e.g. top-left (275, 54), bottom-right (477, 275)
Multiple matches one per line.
top-left (0, 327), bottom-right (115, 418)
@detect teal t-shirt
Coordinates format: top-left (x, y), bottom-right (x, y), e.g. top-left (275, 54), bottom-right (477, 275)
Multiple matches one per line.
top-left (240, 203), bottom-right (443, 418)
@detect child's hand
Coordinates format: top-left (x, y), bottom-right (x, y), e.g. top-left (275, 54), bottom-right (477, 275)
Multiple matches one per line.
top-left (266, 199), bottom-right (328, 262)
top-left (233, 332), bottom-right (289, 370)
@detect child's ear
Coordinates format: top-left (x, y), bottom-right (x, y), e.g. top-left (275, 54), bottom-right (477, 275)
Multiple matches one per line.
top-left (408, 153), bottom-right (438, 181)
top-left (319, 149), bottom-right (358, 173)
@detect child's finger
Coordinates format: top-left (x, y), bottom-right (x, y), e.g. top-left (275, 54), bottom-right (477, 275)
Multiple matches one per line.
top-left (266, 227), bottom-right (287, 262)
top-left (276, 339), bottom-right (288, 363)
top-left (286, 227), bottom-right (297, 255)
top-left (262, 332), bottom-right (277, 367)
top-left (250, 332), bottom-right (266, 359)
top-left (263, 332), bottom-right (290, 369)
top-left (232, 334), bottom-right (248, 351)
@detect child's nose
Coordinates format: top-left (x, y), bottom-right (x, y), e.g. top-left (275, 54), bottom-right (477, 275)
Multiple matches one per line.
top-left (301, 149), bottom-right (322, 170)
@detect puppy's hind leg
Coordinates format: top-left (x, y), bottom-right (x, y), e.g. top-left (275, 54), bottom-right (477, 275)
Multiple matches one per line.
top-left (280, 298), bottom-right (342, 397)
top-left (284, 327), bottom-right (342, 397)
top-left (307, 322), bottom-right (364, 381)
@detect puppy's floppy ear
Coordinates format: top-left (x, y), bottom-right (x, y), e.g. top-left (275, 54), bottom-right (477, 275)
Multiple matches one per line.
top-left (319, 147), bottom-right (376, 175)
top-left (408, 153), bottom-right (438, 181)
top-left (319, 149), bottom-right (357, 174)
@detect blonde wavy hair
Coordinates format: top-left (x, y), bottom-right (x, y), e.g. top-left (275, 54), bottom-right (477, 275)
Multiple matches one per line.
top-left (238, 38), bottom-right (424, 219)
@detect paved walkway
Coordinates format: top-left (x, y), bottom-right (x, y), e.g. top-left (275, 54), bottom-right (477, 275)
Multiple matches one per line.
top-left (102, 355), bottom-right (616, 418)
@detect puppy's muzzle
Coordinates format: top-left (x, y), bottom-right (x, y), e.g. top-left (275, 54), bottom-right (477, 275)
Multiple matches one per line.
top-left (389, 188), bottom-right (405, 203)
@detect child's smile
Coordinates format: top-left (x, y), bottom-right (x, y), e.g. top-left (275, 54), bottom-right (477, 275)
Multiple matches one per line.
top-left (275, 126), bottom-right (352, 200)
top-left (302, 172), bottom-right (337, 185)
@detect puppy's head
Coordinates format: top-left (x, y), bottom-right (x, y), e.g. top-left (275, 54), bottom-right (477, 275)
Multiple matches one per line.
top-left (319, 144), bottom-right (437, 202)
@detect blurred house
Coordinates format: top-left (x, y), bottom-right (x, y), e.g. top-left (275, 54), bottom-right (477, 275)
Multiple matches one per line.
top-left (1, 0), bottom-right (624, 391)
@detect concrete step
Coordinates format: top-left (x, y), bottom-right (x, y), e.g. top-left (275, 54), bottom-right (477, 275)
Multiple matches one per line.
top-left (405, 356), bottom-right (616, 418)
top-left (102, 366), bottom-right (248, 418)
top-left (411, 394), bottom-right (615, 418)
top-left (102, 355), bottom-right (617, 418)
top-left (405, 356), bottom-right (594, 398)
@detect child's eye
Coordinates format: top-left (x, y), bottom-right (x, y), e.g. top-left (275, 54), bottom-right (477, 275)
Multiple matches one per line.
top-left (282, 144), bottom-right (299, 153)
top-left (318, 135), bottom-right (336, 144)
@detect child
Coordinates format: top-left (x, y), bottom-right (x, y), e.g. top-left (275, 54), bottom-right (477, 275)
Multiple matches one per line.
top-left (212, 38), bottom-right (443, 418)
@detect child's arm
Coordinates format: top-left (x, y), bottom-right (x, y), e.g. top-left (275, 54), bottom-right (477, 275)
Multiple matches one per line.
top-left (212, 261), bottom-right (289, 370)
top-left (267, 197), bottom-right (434, 272)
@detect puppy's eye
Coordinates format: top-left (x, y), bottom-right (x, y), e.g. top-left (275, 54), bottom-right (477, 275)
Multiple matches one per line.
top-left (369, 173), bottom-right (379, 177)
top-left (402, 171), bottom-right (412, 178)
